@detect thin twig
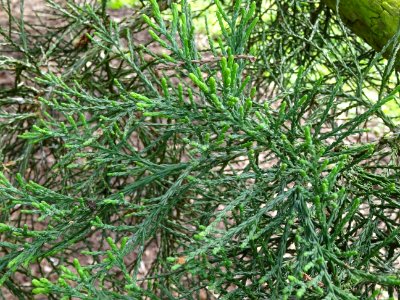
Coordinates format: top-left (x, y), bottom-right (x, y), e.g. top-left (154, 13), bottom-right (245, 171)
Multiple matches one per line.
top-left (156, 55), bottom-right (257, 70)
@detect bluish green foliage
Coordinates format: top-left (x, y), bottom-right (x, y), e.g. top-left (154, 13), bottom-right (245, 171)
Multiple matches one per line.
top-left (0, 0), bottom-right (400, 299)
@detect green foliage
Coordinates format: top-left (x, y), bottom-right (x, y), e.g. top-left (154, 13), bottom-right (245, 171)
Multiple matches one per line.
top-left (107, 0), bottom-right (138, 9)
top-left (0, 0), bottom-right (400, 299)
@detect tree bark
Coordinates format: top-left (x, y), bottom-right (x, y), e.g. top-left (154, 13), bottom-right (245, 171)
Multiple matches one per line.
top-left (323, 0), bottom-right (400, 58)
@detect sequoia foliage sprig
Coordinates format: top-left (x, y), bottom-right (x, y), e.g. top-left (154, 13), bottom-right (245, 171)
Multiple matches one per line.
top-left (0, 0), bottom-right (400, 299)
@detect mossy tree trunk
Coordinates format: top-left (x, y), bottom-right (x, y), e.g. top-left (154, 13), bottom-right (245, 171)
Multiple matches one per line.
top-left (323, 0), bottom-right (400, 57)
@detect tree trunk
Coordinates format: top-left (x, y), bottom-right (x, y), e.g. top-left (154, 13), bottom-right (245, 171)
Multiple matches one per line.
top-left (323, 0), bottom-right (400, 58)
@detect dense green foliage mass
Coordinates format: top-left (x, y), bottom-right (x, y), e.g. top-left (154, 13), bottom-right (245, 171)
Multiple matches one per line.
top-left (1, 0), bottom-right (400, 299)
